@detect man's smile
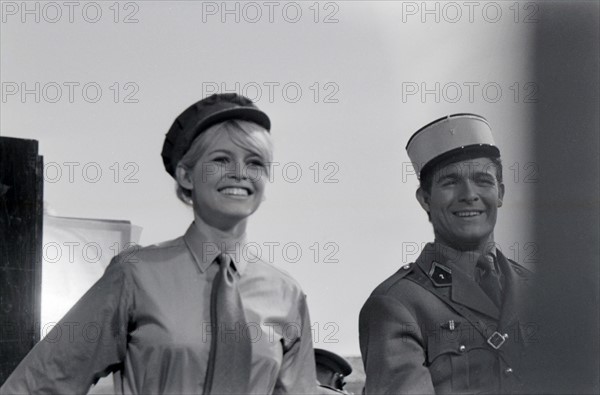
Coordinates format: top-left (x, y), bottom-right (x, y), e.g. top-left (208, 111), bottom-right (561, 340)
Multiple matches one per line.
top-left (452, 210), bottom-right (484, 218)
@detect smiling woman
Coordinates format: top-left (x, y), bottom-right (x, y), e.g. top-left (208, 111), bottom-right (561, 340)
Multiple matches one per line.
top-left (0, 94), bottom-right (318, 395)
top-left (174, 120), bottom-right (273, 243)
top-left (175, 120), bottom-right (273, 211)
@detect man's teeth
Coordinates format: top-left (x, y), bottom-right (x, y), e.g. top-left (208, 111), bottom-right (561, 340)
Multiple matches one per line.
top-left (455, 211), bottom-right (481, 217)
top-left (220, 187), bottom-right (249, 196)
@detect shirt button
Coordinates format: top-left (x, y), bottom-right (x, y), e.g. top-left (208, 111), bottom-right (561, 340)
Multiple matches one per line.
top-left (505, 367), bottom-right (514, 375)
top-left (459, 345), bottom-right (466, 352)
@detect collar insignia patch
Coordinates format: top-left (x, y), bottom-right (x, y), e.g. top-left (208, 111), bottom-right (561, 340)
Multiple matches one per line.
top-left (429, 261), bottom-right (452, 287)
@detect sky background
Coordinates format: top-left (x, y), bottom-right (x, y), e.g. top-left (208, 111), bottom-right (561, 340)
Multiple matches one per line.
top-left (1, 1), bottom-right (540, 356)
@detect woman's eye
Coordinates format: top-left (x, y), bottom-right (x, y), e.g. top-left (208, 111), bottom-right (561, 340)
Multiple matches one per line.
top-left (212, 156), bottom-right (228, 163)
top-left (247, 160), bottom-right (265, 168)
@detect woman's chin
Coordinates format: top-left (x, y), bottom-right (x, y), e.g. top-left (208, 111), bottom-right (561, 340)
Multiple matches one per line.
top-left (197, 208), bottom-right (256, 229)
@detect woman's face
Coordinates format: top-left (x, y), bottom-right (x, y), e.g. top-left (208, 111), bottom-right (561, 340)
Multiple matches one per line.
top-left (184, 130), bottom-right (269, 229)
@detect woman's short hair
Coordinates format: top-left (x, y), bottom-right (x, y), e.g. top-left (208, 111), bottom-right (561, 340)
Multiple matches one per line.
top-left (175, 119), bottom-right (273, 205)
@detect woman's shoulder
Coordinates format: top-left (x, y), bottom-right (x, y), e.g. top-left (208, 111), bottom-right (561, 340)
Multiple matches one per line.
top-left (245, 256), bottom-right (304, 293)
top-left (111, 236), bottom-right (187, 267)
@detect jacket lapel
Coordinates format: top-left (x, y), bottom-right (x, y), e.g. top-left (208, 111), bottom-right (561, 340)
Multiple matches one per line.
top-left (416, 243), bottom-right (500, 320)
top-left (497, 250), bottom-right (530, 336)
top-left (450, 266), bottom-right (501, 320)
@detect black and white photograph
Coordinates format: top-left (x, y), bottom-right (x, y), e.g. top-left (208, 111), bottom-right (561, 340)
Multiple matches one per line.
top-left (1, 1), bottom-right (598, 394)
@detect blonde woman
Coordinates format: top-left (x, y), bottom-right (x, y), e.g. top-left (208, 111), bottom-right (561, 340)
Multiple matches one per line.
top-left (1, 94), bottom-right (317, 394)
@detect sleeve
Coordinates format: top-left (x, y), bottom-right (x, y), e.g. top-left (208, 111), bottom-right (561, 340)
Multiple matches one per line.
top-left (273, 293), bottom-right (318, 395)
top-left (359, 294), bottom-right (435, 395)
top-left (0, 256), bottom-right (134, 395)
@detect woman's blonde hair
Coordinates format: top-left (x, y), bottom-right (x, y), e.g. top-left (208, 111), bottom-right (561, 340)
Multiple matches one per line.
top-left (175, 120), bottom-right (273, 205)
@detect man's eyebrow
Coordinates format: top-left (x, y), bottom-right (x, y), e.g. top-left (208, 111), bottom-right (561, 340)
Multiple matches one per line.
top-left (473, 170), bottom-right (496, 179)
top-left (435, 172), bottom-right (460, 182)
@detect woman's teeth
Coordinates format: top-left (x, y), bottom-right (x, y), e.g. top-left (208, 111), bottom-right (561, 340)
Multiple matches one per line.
top-left (220, 187), bottom-right (249, 196)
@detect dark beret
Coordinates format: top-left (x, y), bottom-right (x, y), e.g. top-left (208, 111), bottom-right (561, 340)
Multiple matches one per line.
top-left (161, 93), bottom-right (271, 178)
top-left (314, 348), bottom-right (353, 376)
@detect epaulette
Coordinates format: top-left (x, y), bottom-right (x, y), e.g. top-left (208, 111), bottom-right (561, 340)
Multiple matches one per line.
top-left (508, 258), bottom-right (534, 278)
top-left (396, 262), bottom-right (415, 277)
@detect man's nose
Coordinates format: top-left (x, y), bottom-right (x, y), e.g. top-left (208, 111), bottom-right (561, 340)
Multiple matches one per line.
top-left (458, 180), bottom-right (479, 203)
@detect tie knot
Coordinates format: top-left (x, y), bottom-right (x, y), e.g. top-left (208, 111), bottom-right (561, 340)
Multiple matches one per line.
top-left (477, 254), bottom-right (496, 274)
top-left (217, 253), bottom-right (232, 269)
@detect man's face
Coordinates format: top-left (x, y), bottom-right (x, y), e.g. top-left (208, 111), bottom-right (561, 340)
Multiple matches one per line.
top-left (417, 157), bottom-right (505, 250)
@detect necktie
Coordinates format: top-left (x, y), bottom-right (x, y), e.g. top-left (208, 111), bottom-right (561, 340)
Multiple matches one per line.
top-left (476, 254), bottom-right (503, 308)
top-left (203, 253), bottom-right (251, 394)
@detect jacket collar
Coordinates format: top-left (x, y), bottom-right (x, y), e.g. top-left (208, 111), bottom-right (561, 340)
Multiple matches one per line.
top-left (416, 242), bottom-right (500, 319)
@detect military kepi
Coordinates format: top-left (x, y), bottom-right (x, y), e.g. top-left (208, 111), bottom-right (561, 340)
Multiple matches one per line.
top-left (406, 114), bottom-right (500, 179)
top-left (161, 93), bottom-right (271, 178)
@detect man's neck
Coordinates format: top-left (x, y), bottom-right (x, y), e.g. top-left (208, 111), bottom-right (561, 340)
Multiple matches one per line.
top-left (433, 234), bottom-right (496, 256)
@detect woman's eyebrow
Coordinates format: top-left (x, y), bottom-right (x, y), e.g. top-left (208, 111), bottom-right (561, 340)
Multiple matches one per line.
top-left (207, 148), bottom-right (265, 159)
top-left (207, 149), bottom-right (233, 155)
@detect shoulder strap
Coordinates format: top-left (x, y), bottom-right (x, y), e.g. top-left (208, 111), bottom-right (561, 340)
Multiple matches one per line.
top-left (407, 266), bottom-right (511, 355)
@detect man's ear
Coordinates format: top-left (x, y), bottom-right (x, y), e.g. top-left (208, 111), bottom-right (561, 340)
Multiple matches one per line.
top-left (416, 188), bottom-right (430, 213)
top-left (175, 165), bottom-right (193, 190)
top-left (497, 182), bottom-right (505, 207)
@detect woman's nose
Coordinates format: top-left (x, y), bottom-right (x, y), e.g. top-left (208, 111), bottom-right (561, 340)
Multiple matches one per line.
top-left (225, 161), bottom-right (248, 180)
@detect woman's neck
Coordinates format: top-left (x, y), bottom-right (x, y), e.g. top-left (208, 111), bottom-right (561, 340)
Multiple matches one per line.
top-left (192, 213), bottom-right (247, 251)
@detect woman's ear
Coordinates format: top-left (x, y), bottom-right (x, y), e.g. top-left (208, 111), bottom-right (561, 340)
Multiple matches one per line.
top-left (175, 165), bottom-right (193, 190)
top-left (416, 188), bottom-right (430, 213)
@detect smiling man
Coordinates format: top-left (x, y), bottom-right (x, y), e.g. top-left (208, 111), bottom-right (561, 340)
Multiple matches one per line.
top-left (359, 114), bottom-right (533, 394)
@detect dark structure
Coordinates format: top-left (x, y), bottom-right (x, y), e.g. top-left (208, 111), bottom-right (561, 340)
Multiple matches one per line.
top-left (529, 2), bottom-right (600, 393)
top-left (0, 137), bottom-right (43, 383)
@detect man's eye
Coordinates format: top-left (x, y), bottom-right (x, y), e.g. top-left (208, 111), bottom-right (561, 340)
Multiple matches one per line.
top-left (441, 179), bottom-right (457, 186)
top-left (477, 178), bottom-right (495, 185)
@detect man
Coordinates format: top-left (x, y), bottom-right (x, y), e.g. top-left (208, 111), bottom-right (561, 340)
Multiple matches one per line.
top-left (359, 114), bottom-right (533, 394)
top-left (315, 348), bottom-right (353, 394)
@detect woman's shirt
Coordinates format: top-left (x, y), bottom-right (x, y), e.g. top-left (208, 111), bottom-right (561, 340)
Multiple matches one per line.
top-left (0, 223), bottom-right (317, 394)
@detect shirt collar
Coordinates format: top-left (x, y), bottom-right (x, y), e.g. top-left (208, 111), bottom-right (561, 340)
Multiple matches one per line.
top-left (183, 222), bottom-right (249, 275)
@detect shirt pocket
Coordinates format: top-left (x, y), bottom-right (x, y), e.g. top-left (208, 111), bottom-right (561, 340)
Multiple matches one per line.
top-left (425, 322), bottom-right (492, 392)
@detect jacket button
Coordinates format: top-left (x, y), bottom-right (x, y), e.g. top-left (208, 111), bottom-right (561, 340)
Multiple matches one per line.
top-left (459, 345), bottom-right (466, 352)
top-left (402, 264), bottom-right (411, 270)
top-left (505, 367), bottom-right (514, 375)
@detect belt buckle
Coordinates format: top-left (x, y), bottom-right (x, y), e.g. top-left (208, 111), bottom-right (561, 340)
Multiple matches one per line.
top-left (487, 331), bottom-right (507, 349)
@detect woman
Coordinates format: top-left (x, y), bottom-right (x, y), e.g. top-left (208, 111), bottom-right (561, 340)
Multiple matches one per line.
top-left (1, 94), bottom-right (317, 394)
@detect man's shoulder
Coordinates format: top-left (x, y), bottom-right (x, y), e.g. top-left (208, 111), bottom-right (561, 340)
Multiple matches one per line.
top-left (369, 262), bottom-right (422, 297)
top-left (502, 253), bottom-right (535, 279)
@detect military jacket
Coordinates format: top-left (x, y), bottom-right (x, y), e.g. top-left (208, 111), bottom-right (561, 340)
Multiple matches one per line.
top-left (359, 243), bottom-right (534, 394)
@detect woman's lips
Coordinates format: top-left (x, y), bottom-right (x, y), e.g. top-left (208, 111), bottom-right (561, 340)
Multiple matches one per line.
top-left (219, 187), bottom-right (251, 196)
